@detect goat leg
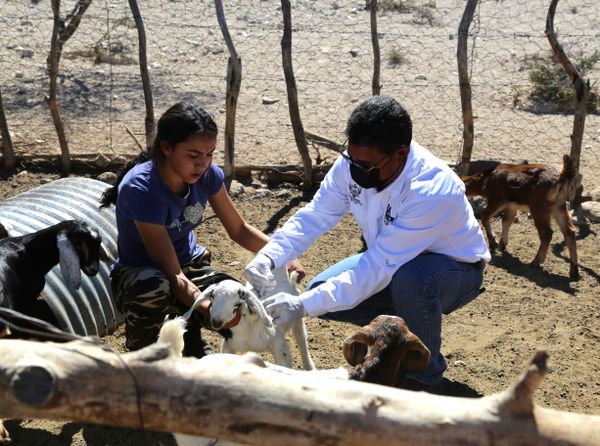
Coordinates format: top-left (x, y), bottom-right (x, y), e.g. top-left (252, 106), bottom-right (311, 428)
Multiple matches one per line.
top-left (498, 207), bottom-right (518, 251)
top-left (530, 213), bottom-right (553, 268)
top-left (291, 319), bottom-right (315, 370)
top-left (0, 420), bottom-right (9, 445)
top-left (481, 204), bottom-right (502, 252)
top-left (269, 334), bottom-right (294, 368)
top-left (220, 340), bottom-right (234, 354)
top-left (553, 204), bottom-right (580, 279)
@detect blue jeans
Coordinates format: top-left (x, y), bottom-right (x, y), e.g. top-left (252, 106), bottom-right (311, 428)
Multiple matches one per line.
top-left (307, 252), bottom-right (484, 385)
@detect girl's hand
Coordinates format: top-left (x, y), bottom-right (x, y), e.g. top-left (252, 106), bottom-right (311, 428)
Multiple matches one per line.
top-left (171, 273), bottom-right (209, 315)
top-left (287, 259), bottom-right (306, 281)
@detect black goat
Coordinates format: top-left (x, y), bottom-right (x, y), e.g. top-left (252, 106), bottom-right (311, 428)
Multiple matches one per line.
top-left (0, 219), bottom-right (109, 333)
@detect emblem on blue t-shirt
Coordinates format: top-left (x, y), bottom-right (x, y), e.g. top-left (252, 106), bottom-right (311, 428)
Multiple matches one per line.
top-left (168, 202), bottom-right (205, 231)
top-left (349, 183), bottom-right (362, 205)
top-left (184, 202), bottom-right (204, 225)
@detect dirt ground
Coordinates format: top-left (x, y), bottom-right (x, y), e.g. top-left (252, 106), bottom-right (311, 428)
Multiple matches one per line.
top-left (0, 166), bottom-right (599, 445)
top-left (2, 0), bottom-right (600, 444)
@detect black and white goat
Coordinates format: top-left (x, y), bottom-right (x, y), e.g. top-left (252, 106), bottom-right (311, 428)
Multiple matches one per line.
top-left (204, 266), bottom-right (315, 370)
top-left (0, 219), bottom-right (109, 445)
top-left (0, 219), bottom-right (109, 333)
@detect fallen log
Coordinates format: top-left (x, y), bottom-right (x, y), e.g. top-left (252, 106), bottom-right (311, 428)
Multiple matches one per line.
top-left (0, 341), bottom-right (598, 445)
top-left (0, 153), bottom-right (333, 185)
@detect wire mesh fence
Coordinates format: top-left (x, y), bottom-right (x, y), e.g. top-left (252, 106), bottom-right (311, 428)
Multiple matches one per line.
top-left (1, 0), bottom-right (599, 182)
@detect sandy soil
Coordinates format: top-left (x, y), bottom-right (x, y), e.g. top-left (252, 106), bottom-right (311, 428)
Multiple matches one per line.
top-left (1, 0), bottom-right (600, 444)
top-left (0, 167), bottom-right (599, 445)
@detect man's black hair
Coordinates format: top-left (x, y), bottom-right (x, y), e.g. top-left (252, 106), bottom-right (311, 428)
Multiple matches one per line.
top-left (345, 96), bottom-right (412, 154)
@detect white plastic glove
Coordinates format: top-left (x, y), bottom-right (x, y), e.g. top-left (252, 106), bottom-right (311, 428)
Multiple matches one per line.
top-left (245, 253), bottom-right (276, 292)
top-left (263, 292), bottom-right (307, 329)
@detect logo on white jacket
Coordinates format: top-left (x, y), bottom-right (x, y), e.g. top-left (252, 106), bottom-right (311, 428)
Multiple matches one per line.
top-left (384, 204), bottom-right (395, 225)
top-left (348, 183), bottom-right (362, 205)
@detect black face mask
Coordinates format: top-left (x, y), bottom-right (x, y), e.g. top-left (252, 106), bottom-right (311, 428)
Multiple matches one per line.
top-left (349, 163), bottom-right (383, 189)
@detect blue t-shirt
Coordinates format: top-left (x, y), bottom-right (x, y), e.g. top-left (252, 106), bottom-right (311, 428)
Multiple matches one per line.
top-left (115, 160), bottom-right (224, 267)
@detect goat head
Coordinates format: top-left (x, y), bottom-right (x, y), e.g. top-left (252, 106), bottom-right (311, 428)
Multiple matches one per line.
top-left (343, 315), bottom-right (430, 387)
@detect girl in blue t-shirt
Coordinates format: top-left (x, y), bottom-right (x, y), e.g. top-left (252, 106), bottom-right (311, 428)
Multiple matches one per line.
top-left (101, 100), bottom-right (303, 357)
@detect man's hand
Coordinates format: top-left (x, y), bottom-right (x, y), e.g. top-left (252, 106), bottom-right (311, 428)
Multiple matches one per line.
top-left (245, 253), bottom-right (276, 291)
top-left (263, 292), bottom-right (307, 329)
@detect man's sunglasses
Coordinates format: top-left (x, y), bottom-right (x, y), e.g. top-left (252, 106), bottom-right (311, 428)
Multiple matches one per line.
top-left (338, 140), bottom-right (397, 174)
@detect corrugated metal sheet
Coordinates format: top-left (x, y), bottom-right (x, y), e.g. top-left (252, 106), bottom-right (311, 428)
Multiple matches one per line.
top-left (0, 177), bottom-right (122, 336)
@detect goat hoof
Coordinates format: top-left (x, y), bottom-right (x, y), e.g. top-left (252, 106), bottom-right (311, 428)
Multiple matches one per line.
top-left (569, 268), bottom-right (580, 280)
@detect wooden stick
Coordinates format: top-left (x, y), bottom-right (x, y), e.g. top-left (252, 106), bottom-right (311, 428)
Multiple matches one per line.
top-left (124, 125), bottom-right (145, 152)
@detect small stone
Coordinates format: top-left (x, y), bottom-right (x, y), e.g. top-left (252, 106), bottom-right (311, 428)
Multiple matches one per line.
top-left (349, 49), bottom-right (359, 57)
top-left (97, 172), bottom-right (118, 185)
top-left (581, 201), bottom-right (600, 223)
top-left (228, 181), bottom-right (245, 197)
top-left (275, 189), bottom-right (292, 199)
top-left (20, 48), bottom-right (34, 59)
top-left (415, 74), bottom-right (427, 81)
top-left (262, 97), bottom-right (279, 105)
top-left (93, 154), bottom-right (111, 169)
top-left (588, 186), bottom-right (600, 201)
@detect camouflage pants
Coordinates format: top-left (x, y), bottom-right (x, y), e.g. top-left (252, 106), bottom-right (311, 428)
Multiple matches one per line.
top-left (111, 250), bottom-right (236, 357)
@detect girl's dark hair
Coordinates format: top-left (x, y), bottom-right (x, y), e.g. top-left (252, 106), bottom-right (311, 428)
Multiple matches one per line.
top-left (100, 100), bottom-right (217, 207)
top-left (345, 95), bottom-right (412, 154)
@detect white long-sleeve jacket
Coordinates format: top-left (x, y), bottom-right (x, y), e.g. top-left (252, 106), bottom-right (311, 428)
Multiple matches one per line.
top-left (260, 142), bottom-right (491, 317)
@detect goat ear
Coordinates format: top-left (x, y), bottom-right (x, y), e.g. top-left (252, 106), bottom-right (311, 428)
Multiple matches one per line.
top-left (240, 287), bottom-right (273, 328)
top-left (98, 243), bottom-right (113, 263)
top-left (182, 285), bottom-right (216, 321)
top-left (403, 330), bottom-right (431, 373)
top-left (342, 331), bottom-right (370, 366)
top-left (57, 231), bottom-right (82, 290)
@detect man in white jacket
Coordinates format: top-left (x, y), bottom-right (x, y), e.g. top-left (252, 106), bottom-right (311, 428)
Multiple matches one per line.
top-left (245, 96), bottom-right (490, 390)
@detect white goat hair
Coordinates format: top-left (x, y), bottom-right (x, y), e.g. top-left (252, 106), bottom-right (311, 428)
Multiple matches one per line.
top-left (157, 315), bottom-right (345, 446)
top-left (206, 266), bottom-right (314, 370)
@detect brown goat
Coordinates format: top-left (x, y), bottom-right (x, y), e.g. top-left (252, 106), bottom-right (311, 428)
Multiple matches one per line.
top-left (343, 315), bottom-right (430, 387)
top-left (461, 154), bottom-right (581, 278)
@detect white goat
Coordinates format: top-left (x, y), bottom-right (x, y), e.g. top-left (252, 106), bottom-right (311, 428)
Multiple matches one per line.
top-left (157, 313), bottom-right (343, 446)
top-left (205, 266), bottom-right (314, 370)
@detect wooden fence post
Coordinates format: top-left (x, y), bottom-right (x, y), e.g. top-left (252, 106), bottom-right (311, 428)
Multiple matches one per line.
top-left (0, 87), bottom-right (15, 171)
top-left (545, 0), bottom-right (588, 178)
top-left (46, 0), bottom-right (92, 174)
top-left (456, 0), bottom-right (478, 176)
top-left (214, 0), bottom-right (242, 190)
top-left (370, 0), bottom-right (382, 95)
top-left (128, 0), bottom-right (155, 149)
top-left (280, 0), bottom-right (313, 189)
